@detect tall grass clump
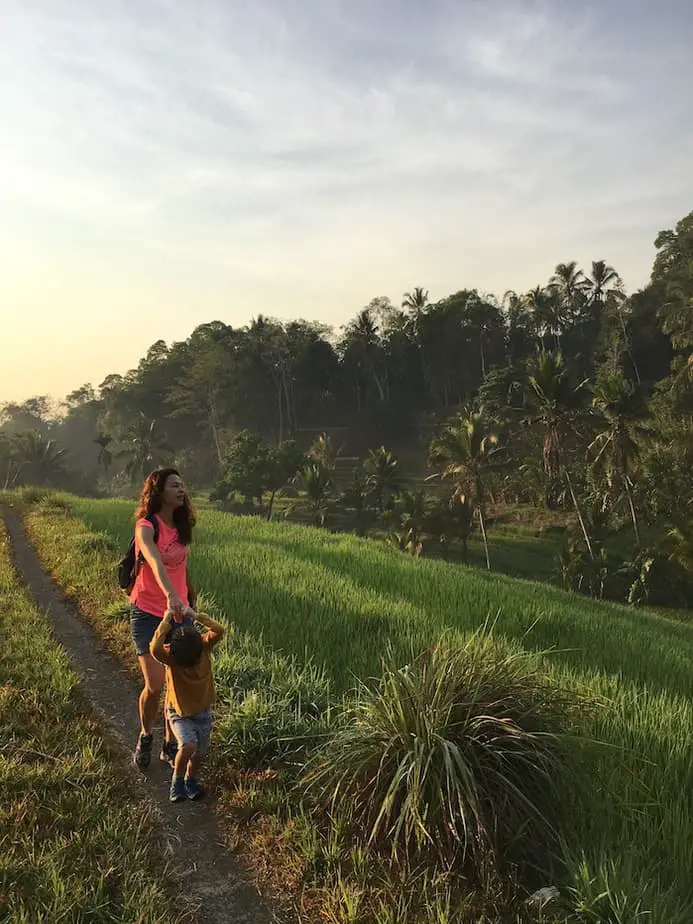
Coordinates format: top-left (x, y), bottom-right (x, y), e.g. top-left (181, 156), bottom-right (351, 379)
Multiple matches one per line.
top-left (305, 627), bottom-right (589, 890)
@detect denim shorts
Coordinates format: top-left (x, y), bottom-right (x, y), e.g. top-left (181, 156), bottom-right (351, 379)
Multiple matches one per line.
top-left (130, 606), bottom-right (162, 657)
top-left (167, 705), bottom-right (212, 757)
top-left (130, 606), bottom-right (194, 657)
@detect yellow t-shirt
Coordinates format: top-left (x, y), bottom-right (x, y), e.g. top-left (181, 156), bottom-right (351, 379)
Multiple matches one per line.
top-left (158, 637), bottom-right (216, 717)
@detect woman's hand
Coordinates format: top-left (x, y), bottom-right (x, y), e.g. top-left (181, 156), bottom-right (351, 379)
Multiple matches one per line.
top-left (166, 593), bottom-right (184, 623)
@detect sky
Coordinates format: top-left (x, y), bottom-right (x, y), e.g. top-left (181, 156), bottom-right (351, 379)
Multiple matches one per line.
top-left (1, 0), bottom-right (692, 405)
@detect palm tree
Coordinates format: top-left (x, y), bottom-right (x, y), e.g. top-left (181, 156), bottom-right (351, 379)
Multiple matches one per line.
top-left (119, 414), bottom-right (168, 483)
top-left (428, 412), bottom-right (502, 570)
top-left (524, 286), bottom-right (564, 350)
top-left (13, 430), bottom-right (68, 487)
top-left (665, 517), bottom-right (693, 575)
top-left (401, 287), bottom-right (429, 315)
top-left (308, 432), bottom-right (339, 472)
top-left (424, 494), bottom-right (474, 561)
top-left (396, 489), bottom-right (428, 551)
top-left (587, 261), bottom-right (623, 306)
top-left (524, 352), bottom-right (593, 556)
top-left (94, 432), bottom-right (113, 479)
top-left (363, 447), bottom-right (401, 513)
top-left (302, 462), bottom-right (334, 527)
top-left (341, 309), bottom-right (386, 409)
top-left (589, 373), bottom-right (648, 546)
top-left (402, 287), bottom-right (430, 388)
top-left (550, 261), bottom-right (588, 320)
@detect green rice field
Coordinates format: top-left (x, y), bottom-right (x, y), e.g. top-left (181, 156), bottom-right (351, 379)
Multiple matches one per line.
top-left (72, 497), bottom-right (692, 693)
top-left (33, 497), bottom-right (693, 918)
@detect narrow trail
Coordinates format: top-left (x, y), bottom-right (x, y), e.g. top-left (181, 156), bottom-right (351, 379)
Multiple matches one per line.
top-left (3, 508), bottom-right (272, 924)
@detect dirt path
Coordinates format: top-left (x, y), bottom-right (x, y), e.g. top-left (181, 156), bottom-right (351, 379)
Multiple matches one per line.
top-left (3, 508), bottom-right (272, 924)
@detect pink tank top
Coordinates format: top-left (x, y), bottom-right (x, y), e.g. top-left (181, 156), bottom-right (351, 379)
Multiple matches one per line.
top-left (129, 515), bottom-right (189, 618)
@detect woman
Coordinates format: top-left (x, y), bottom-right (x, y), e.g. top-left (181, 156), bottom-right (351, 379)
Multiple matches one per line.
top-left (129, 467), bottom-right (197, 770)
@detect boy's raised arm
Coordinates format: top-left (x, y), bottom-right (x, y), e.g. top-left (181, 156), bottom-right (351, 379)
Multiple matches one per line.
top-left (194, 612), bottom-right (226, 647)
top-left (150, 611), bottom-right (174, 662)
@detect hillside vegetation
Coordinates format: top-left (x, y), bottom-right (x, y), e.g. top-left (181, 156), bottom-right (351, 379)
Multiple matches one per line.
top-left (4, 209), bottom-right (693, 622)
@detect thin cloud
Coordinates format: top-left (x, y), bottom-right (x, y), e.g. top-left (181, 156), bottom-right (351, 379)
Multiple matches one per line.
top-left (0, 0), bottom-right (692, 402)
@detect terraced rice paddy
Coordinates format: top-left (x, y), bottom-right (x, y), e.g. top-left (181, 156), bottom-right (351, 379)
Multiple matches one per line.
top-left (31, 497), bottom-right (693, 918)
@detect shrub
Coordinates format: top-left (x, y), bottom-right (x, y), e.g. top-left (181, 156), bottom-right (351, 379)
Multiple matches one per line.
top-left (18, 487), bottom-right (64, 507)
top-left (304, 627), bottom-right (587, 886)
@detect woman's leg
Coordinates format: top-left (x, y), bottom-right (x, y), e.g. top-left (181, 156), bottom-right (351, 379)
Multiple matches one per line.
top-left (137, 653), bottom-right (165, 736)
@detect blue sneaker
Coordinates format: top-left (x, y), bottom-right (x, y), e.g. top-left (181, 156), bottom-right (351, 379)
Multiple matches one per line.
top-left (169, 777), bottom-right (186, 803)
top-left (185, 777), bottom-right (206, 801)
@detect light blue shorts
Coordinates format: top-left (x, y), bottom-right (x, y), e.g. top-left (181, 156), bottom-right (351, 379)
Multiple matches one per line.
top-left (166, 705), bottom-right (212, 757)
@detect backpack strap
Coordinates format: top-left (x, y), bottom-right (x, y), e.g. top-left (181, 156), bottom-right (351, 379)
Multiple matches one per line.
top-left (148, 514), bottom-right (160, 546)
top-left (136, 515), bottom-right (159, 566)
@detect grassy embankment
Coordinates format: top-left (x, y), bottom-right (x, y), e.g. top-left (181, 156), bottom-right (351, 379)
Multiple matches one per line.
top-left (0, 516), bottom-right (183, 923)
top-left (19, 492), bottom-right (693, 922)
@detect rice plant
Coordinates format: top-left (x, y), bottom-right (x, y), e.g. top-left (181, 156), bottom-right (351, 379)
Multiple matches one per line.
top-left (23, 496), bottom-right (693, 919)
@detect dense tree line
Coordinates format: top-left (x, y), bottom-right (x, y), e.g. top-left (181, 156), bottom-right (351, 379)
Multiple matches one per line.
top-left (2, 208), bottom-right (693, 601)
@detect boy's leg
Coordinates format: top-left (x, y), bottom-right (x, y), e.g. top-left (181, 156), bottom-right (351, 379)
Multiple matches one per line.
top-left (184, 709), bottom-right (210, 800)
top-left (186, 751), bottom-right (201, 779)
top-left (184, 750), bottom-right (204, 800)
top-left (167, 710), bottom-right (196, 802)
top-left (173, 743), bottom-right (196, 777)
top-left (170, 743), bottom-right (195, 802)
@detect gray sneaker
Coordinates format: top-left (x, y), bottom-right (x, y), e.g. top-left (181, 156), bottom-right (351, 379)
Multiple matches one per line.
top-left (133, 733), bottom-right (153, 769)
top-left (159, 738), bottom-right (178, 768)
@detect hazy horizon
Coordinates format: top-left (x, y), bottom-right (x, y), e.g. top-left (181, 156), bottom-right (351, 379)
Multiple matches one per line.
top-left (2, 0), bottom-right (692, 405)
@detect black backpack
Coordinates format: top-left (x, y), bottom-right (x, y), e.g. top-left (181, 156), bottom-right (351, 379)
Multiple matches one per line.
top-left (118, 515), bottom-right (159, 594)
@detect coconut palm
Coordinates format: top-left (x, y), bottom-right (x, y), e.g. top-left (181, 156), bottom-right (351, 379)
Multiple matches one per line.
top-left (586, 261), bottom-right (623, 306)
top-left (428, 412), bottom-right (502, 570)
top-left (363, 447), bottom-right (402, 514)
top-left (550, 261), bottom-right (588, 314)
top-left (424, 493), bottom-right (474, 561)
top-left (308, 432), bottom-right (339, 472)
top-left (524, 352), bottom-right (593, 556)
top-left (524, 286), bottom-right (564, 350)
top-left (119, 414), bottom-right (169, 483)
top-left (13, 430), bottom-right (68, 487)
top-left (589, 372), bottom-right (648, 546)
top-left (339, 308), bottom-right (388, 409)
top-left (402, 287), bottom-right (430, 388)
top-left (665, 517), bottom-right (693, 575)
top-left (401, 287), bottom-right (429, 315)
top-left (302, 462), bottom-right (334, 527)
top-left (396, 490), bottom-right (428, 551)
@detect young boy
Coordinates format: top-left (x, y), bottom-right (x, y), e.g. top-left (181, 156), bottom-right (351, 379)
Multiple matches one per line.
top-left (149, 608), bottom-right (225, 802)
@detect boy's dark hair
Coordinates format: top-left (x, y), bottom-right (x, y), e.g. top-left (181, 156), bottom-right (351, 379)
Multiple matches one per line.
top-left (168, 626), bottom-right (203, 668)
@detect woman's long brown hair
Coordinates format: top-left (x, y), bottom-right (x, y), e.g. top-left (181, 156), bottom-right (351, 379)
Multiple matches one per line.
top-left (135, 468), bottom-right (196, 545)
